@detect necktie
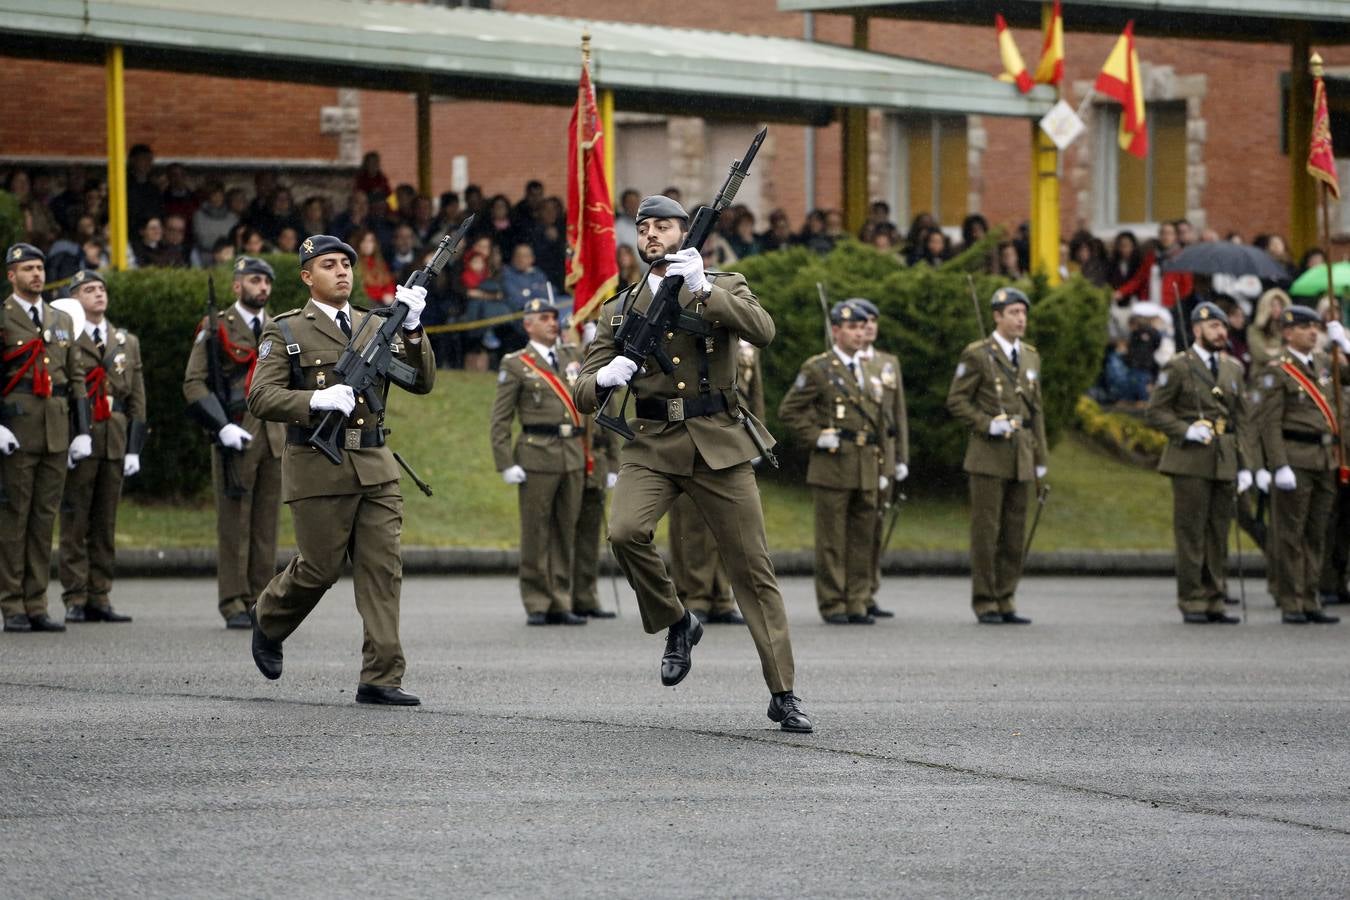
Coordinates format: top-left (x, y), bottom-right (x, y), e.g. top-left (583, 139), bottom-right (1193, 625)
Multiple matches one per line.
top-left (1011, 347), bottom-right (1020, 369)
top-left (847, 360), bottom-right (860, 387)
top-left (1209, 355), bottom-right (1219, 379)
top-left (252, 317), bottom-right (262, 340)
top-left (548, 350), bottom-right (558, 371)
top-left (30, 306), bottom-right (41, 331)
top-left (336, 310), bottom-right (352, 339)
top-left (93, 327), bottom-right (104, 355)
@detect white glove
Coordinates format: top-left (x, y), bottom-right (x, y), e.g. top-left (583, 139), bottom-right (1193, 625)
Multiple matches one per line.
top-left (502, 464), bottom-right (527, 485)
top-left (123, 453), bottom-right (140, 477)
top-left (663, 247), bottom-right (710, 295)
top-left (989, 418), bottom-right (1014, 437)
top-left (596, 356), bottom-right (639, 389)
top-left (1274, 465), bottom-right (1297, 491)
top-left (69, 434), bottom-right (92, 462)
top-left (582, 321), bottom-right (597, 346)
top-left (217, 423), bottom-right (253, 450)
top-left (309, 385), bottom-right (356, 416)
top-left (605, 471), bottom-right (618, 490)
top-left (1255, 469), bottom-right (1272, 493)
top-left (895, 463), bottom-right (909, 482)
top-left (879, 475), bottom-right (890, 492)
top-left (1184, 421), bottom-right (1214, 444)
top-left (1035, 465), bottom-right (1048, 480)
top-left (0, 425), bottom-right (17, 455)
top-left (816, 430), bottom-right (840, 450)
top-left (1236, 469), bottom-right (1253, 494)
top-left (1327, 320), bottom-right (1350, 354)
top-left (395, 284), bottom-right (427, 331)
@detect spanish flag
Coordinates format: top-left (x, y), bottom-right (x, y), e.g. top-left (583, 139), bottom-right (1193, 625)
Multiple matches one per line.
top-left (996, 14), bottom-right (1033, 94)
top-left (1308, 54), bottom-right (1341, 200)
top-left (1034, 0), bottom-right (1064, 86)
top-left (1094, 21), bottom-right (1148, 158)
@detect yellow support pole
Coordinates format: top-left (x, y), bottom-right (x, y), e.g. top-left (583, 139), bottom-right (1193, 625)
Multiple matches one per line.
top-left (104, 44), bottom-right (128, 272)
top-left (1289, 25), bottom-right (1317, 258)
top-left (1029, 2), bottom-right (1060, 285)
top-left (599, 89), bottom-right (615, 194)
top-left (842, 15), bottom-right (870, 235)
top-left (415, 81), bottom-right (433, 198)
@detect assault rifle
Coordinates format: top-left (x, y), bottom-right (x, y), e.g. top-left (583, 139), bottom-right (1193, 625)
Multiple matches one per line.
top-left (186, 276), bottom-right (246, 498)
top-left (308, 216), bottom-right (473, 465)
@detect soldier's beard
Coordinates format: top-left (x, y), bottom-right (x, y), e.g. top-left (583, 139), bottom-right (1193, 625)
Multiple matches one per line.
top-left (1201, 335), bottom-right (1227, 353)
top-left (239, 290), bottom-right (268, 312)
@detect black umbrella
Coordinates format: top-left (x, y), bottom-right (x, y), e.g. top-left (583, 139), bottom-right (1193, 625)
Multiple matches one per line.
top-left (1161, 242), bottom-right (1290, 283)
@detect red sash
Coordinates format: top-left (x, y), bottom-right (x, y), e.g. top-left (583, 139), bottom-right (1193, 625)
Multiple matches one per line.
top-left (193, 322), bottom-right (260, 393)
top-left (1282, 360), bottom-right (1349, 484)
top-left (520, 352), bottom-right (594, 475)
top-left (85, 366), bottom-right (111, 421)
top-left (3, 339), bottom-right (51, 397)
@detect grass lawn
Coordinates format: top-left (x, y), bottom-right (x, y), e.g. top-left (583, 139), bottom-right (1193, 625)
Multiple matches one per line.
top-left (117, 371), bottom-right (1175, 552)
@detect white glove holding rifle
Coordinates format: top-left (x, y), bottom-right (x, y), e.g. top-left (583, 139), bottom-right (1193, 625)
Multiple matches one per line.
top-left (396, 284), bottom-right (427, 331)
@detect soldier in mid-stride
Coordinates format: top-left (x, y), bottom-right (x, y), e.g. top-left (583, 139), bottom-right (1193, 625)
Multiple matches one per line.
top-left (946, 287), bottom-right (1046, 625)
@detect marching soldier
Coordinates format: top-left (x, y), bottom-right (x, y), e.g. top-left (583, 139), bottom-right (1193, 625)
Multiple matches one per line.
top-left (245, 235), bottom-right (435, 704)
top-left (854, 297), bottom-right (910, 618)
top-left (59, 270), bottom-right (147, 623)
top-left (572, 412), bottom-right (618, 619)
top-left (945, 287), bottom-right (1047, 625)
top-left (666, 337), bottom-right (764, 626)
top-left (489, 297), bottom-right (591, 625)
top-left (182, 256), bottom-right (285, 629)
top-left (573, 195), bottom-right (812, 734)
top-left (1, 243), bottom-right (90, 634)
top-left (779, 301), bottom-right (893, 624)
top-left (1145, 302), bottom-right (1254, 624)
top-left (1255, 305), bottom-right (1350, 625)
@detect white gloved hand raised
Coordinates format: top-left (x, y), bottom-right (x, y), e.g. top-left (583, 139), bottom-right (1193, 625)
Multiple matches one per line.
top-left (1274, 465), bottom-right (1297, 491)
top-left (663, 247), bottom-right (710, 295)
top-left (1035, 465), bottom-right (1048, 480)
top-left (1327, 320), bottom-right (1350, 354)
top-left (309, 384), bottom-right (356, 416)
top-left (816, 429), bottom-right (840, 451)
top-left (605, 471), bottom-right (618, 490)
top-left (989, 418), bottom-right (1015, 437)
top-left (0, 425), bottom-right (18, 455)
top-left (123, 453), bottom-right (141, 477)
top-left (895, 463), bottom-right (909, 482)
top-left (1184, 421), bottom-right (1214, 444)
top-left (596, 356), bottom-right (639, 389)
top-left (69, 434), bottom-right (92, 462)
top-left (1255, 469), bottom-right (1272, 493)
top-left (502, 464), bottom-right (527, 485)
top-left (395, 284), bottom-right (427, 331)
top-left (1236, 469), bottom-right (1253, 494)
top-left (217, 423), bottom-right (253, 451)
top-left (879, 475), bottom-right (890, 492)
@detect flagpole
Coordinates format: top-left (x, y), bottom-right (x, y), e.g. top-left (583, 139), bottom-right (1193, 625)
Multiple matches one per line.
top-left (1312, 52), bottom-right (1348, 484)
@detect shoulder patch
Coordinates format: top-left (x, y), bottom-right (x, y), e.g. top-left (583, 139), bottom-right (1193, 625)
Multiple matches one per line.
top-left (793, 373), bottom-right (807, 390)
top-left (257, 339), bottom-right (273, 360)
top-left (498, 369), bottom-right (509, 384)
top-left (1262, 373), bottom-right (1275, 389)
top-left (274, 308), bottom-right (302, 319)
top-left (194, 329), bottom-right (207, 344)
top-left (1157, 371), bottom-right (1168, 388)
top-left (955, 362), bottom-right (967, 379)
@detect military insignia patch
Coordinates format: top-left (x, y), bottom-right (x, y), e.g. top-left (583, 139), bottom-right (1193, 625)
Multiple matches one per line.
top-left (498, 369), bottom-right (508, 384)
top-left (235, 258), bottom-right (247, 271)
top-left (1158, 372), bottom-right (1169, 387)
top-left (565, 361), bottom-right (581, 384)
top-left (794, 373), bottom-right (807, 389)
top-left (116, 331), bottom-right (126, 345)
top-left (257, 339), bottom-right (273, 359)
top-left (1262, 374), bottom-right (1275, 388)
top-left (955, 363), bottom-right (966, 378)
top-left (301, 238), bottom-right (315, 255)
top-left (195, 330), bottom-right (207, 344)
top-left (1026, 369), bottom-right (1037, 382)
top-left (880, 362), bottom-right (897, 388)
top-left (113, 352), bottom-right (126, 374)
top-left (9, 248), bottom-right (20, 261)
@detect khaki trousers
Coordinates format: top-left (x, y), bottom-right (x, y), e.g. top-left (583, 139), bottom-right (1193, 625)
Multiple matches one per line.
top-left (811, 486), bottom-right (878, 618)
top-left (1271, 468), bottom-right (1336, 614)
top-left (59, 455), bottom-right (124, 610)
top-left (1169, 475), bottom-right (1234, 614)
top-left (517, 469), bottom-right (583, 615)
top-left (254, 482), bottom-right (406, 687)
top-left (572, 484), bottom-right (605, 613)
top-left (0, 450), bottom-right (67, 618)
top-left (212, 439), bottom-right (282, 620)
top-left (968, 473), bottom-right (1029, 616)
top-left (1319, 481), bottom-right (1350, 595)
top-left (669, 494), bottom-right (736, 616)
top-left (608, 458), bottom-right (794, 694)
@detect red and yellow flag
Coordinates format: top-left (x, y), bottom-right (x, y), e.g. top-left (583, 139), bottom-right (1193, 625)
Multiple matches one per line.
top-left (1034, 0), bottom-right (1064, 86)
top-left (995, 14), bottom-right (1033, 94)
top-left (1094, 21), bottom-right (1148, 159)
top-left (1308, 55), bottom-right (1341, 200)
top-left (565, 43), bottom-right (619, 333)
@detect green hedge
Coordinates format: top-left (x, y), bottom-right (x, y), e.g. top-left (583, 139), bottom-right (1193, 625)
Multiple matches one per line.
top-left (733, 240), bottom-right (1109, 490)
top-left (0, 191), bottom-right (21, 253)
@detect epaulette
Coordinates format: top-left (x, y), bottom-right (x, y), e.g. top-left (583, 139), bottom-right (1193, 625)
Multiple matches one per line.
top-left (1021, 340), bottom-right (1037, 352)
top-left (502, 348), bottom-right (525, 361)
top-left (805, 351), bottom-right (831, 365)
top-left (274, 308), bottom-right (302, 319)
top-left (964, 338), bottom-right (990, 355)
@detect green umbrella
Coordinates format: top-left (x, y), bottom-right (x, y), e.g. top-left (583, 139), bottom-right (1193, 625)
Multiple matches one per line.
top-left (1289, 262), bottom-right (1350, 298)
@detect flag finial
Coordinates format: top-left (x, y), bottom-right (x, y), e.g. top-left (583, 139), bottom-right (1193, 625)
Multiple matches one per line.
top-left (581, 30), bottom-right (591, 66)
top-left (1311, 52), bottom-right (1324, 78)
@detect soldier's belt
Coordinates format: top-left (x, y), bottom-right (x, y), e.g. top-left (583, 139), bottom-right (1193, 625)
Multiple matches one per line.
top-left (1282, 429), bottom-right (1334, 447)
top-left (286, 425), bottom-right (385, 449)
top-left (886, 426), bottom-right (900, 438)
top-left (835, 428), bottom-right (879, 447)
top-left (522, 423), bottom-right (583, 438)
top-left (634, 393), bottom-right (728, 422)
top-left (3, 383), bottom-right (68, 398)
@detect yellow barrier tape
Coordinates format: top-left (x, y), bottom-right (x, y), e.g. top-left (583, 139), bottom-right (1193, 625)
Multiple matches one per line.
top-left (422, 309), bottom-right (529, 335)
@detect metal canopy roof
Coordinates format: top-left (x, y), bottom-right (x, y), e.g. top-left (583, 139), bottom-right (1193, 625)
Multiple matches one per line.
top-left (777, 1), bottom-right (1350, 43)
top-left (0, 0), bottom-right (1053, 125)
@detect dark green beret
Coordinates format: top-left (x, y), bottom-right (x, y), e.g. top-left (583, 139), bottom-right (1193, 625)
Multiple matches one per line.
top-left (68, 269), bottom-right (105, 291)
top-left (1280, 304), bottom-right (1320, 327)
top-left (299, 234), bottom-right (356, 266)
top-left (522, 297), bottom-right (560, 316)
top-left (830, 301), bottom-right (862, 324)
top-left (636, 195), bottom-right (689, 225)
top-left (1190, 301), bottom-right (1229, 326)
top-left (845, 297), bottom-right (879, 319)
top-left (6, 243), bottom-right (44, 266)
top-left (991, 287), bottom-right (1030, 311)
top-left (233, 255), bottom-right (276, 280)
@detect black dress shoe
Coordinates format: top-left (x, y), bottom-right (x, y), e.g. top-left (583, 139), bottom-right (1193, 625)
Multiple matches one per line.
top-left (1282, 612), bottom-right (1309, 624)
top-left (767, 692), bottom-right (814, 733)
top-left (1222, 595), bottom-right (1241, 606)
top-left (707, 610), bottom-right (746, 625)
top-left (660, 610), bottom-right (702, 687)
top-left (65, 605), bottom-right (87, 623)
top-left (3, 614), bottom-right (32, 633)
top-left (28, 614), bottom-right (66, 632)
top-left (867, 605), bottom-right (895, 618)
top-left (823, 614), bottom-right (850, 625)
top-left (355, 683), bottom-right (421, 706)
top-left (1206, 612), bottom-right (1240, 624)
top-left (1182, 612), bottom-right (1210, 624)
top-left (85, 605), bottom-right (132, 623)
top-left (847, 614), bottom-right (876, 625)
top-left (545, 611), bottom-right (588, 626)
top-left (976, 612), bottom-right (1005, 624)
top-left (225, 611), bottom-right (252, 630)
top-left (1002, 612), bottom-right (1032, 625)
top-left (249, 606), bottom-right (283, 680)
top-left (575, 608), bottom-right (617, 619)
top-left (690, 608), bottom-right (710, 624)
top-left (1306, 610), bottom-right (1340, 624)
top-left (526, 612), bottom-right (548, 626)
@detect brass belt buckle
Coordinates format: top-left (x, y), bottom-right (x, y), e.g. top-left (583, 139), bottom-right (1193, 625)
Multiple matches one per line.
top-left (343, 428), bottom-right (362, 451)
top-left (667, 398), bottom-right (685, 422)
top-left (855, 432), bottom-right (868, 447)
top-left (1214, 417), bottom-right (1227, 435)
top-left (558, 423), bottom-right (574, 438)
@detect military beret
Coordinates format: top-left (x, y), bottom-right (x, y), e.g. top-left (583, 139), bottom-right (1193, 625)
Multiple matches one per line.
top-left (830, 301), bottom-right (862, 324)
top-left (845, 297), bottom-right (880, 319)
top-left (635, 195), bottom-right (689, 225)
top-left (68, 269), bottom-right (105, 291)
top-left (298, 234), bottom-right (357, 266)
top-left (1280, 304), bottom-right (1321, 327)
top-left (233, 255), bottom-right (276, 281)
top-left (1190, 301), bottom-right (1229, 326)
top-left (5, 243), bottom-right (44, 266)
top-left (990, 287), bottom-right (1030, 311)
top-left (522, 297), bottom-right (561, 316)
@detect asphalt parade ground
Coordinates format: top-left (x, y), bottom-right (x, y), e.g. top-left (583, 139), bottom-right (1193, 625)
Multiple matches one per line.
top-left (3, 575), bottom-right (1348, 898)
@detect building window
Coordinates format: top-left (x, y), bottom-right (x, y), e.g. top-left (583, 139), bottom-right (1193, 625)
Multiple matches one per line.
top-left (1095, 101), bottom-right (1187, 227)
top-left (887, 115), bottom-right (969, 227)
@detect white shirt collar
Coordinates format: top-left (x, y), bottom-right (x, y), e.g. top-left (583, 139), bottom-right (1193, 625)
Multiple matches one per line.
top-left (1288, 347), bottom-right (1314, 367)
top-left (1191, 342), bottom-right (1213, 365)
top-left (529, 340), bottom-right (558, 361)
top-left (85, 320), bottom-right (110, 340)
top-left (311, 299), bottom-right (352, 324)
top-left (235, 302), bottom-right (265, 328)
top-left (12, 296), bottom-right (40, 318)
top-left (859, 345), bottom-right (876, 360)
top-left (991, 330), bottom-right (1021, 361)
top-left (646, 272), bottom-right (664, 296)
top-left (832, 345), bottom-right (864, 384)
